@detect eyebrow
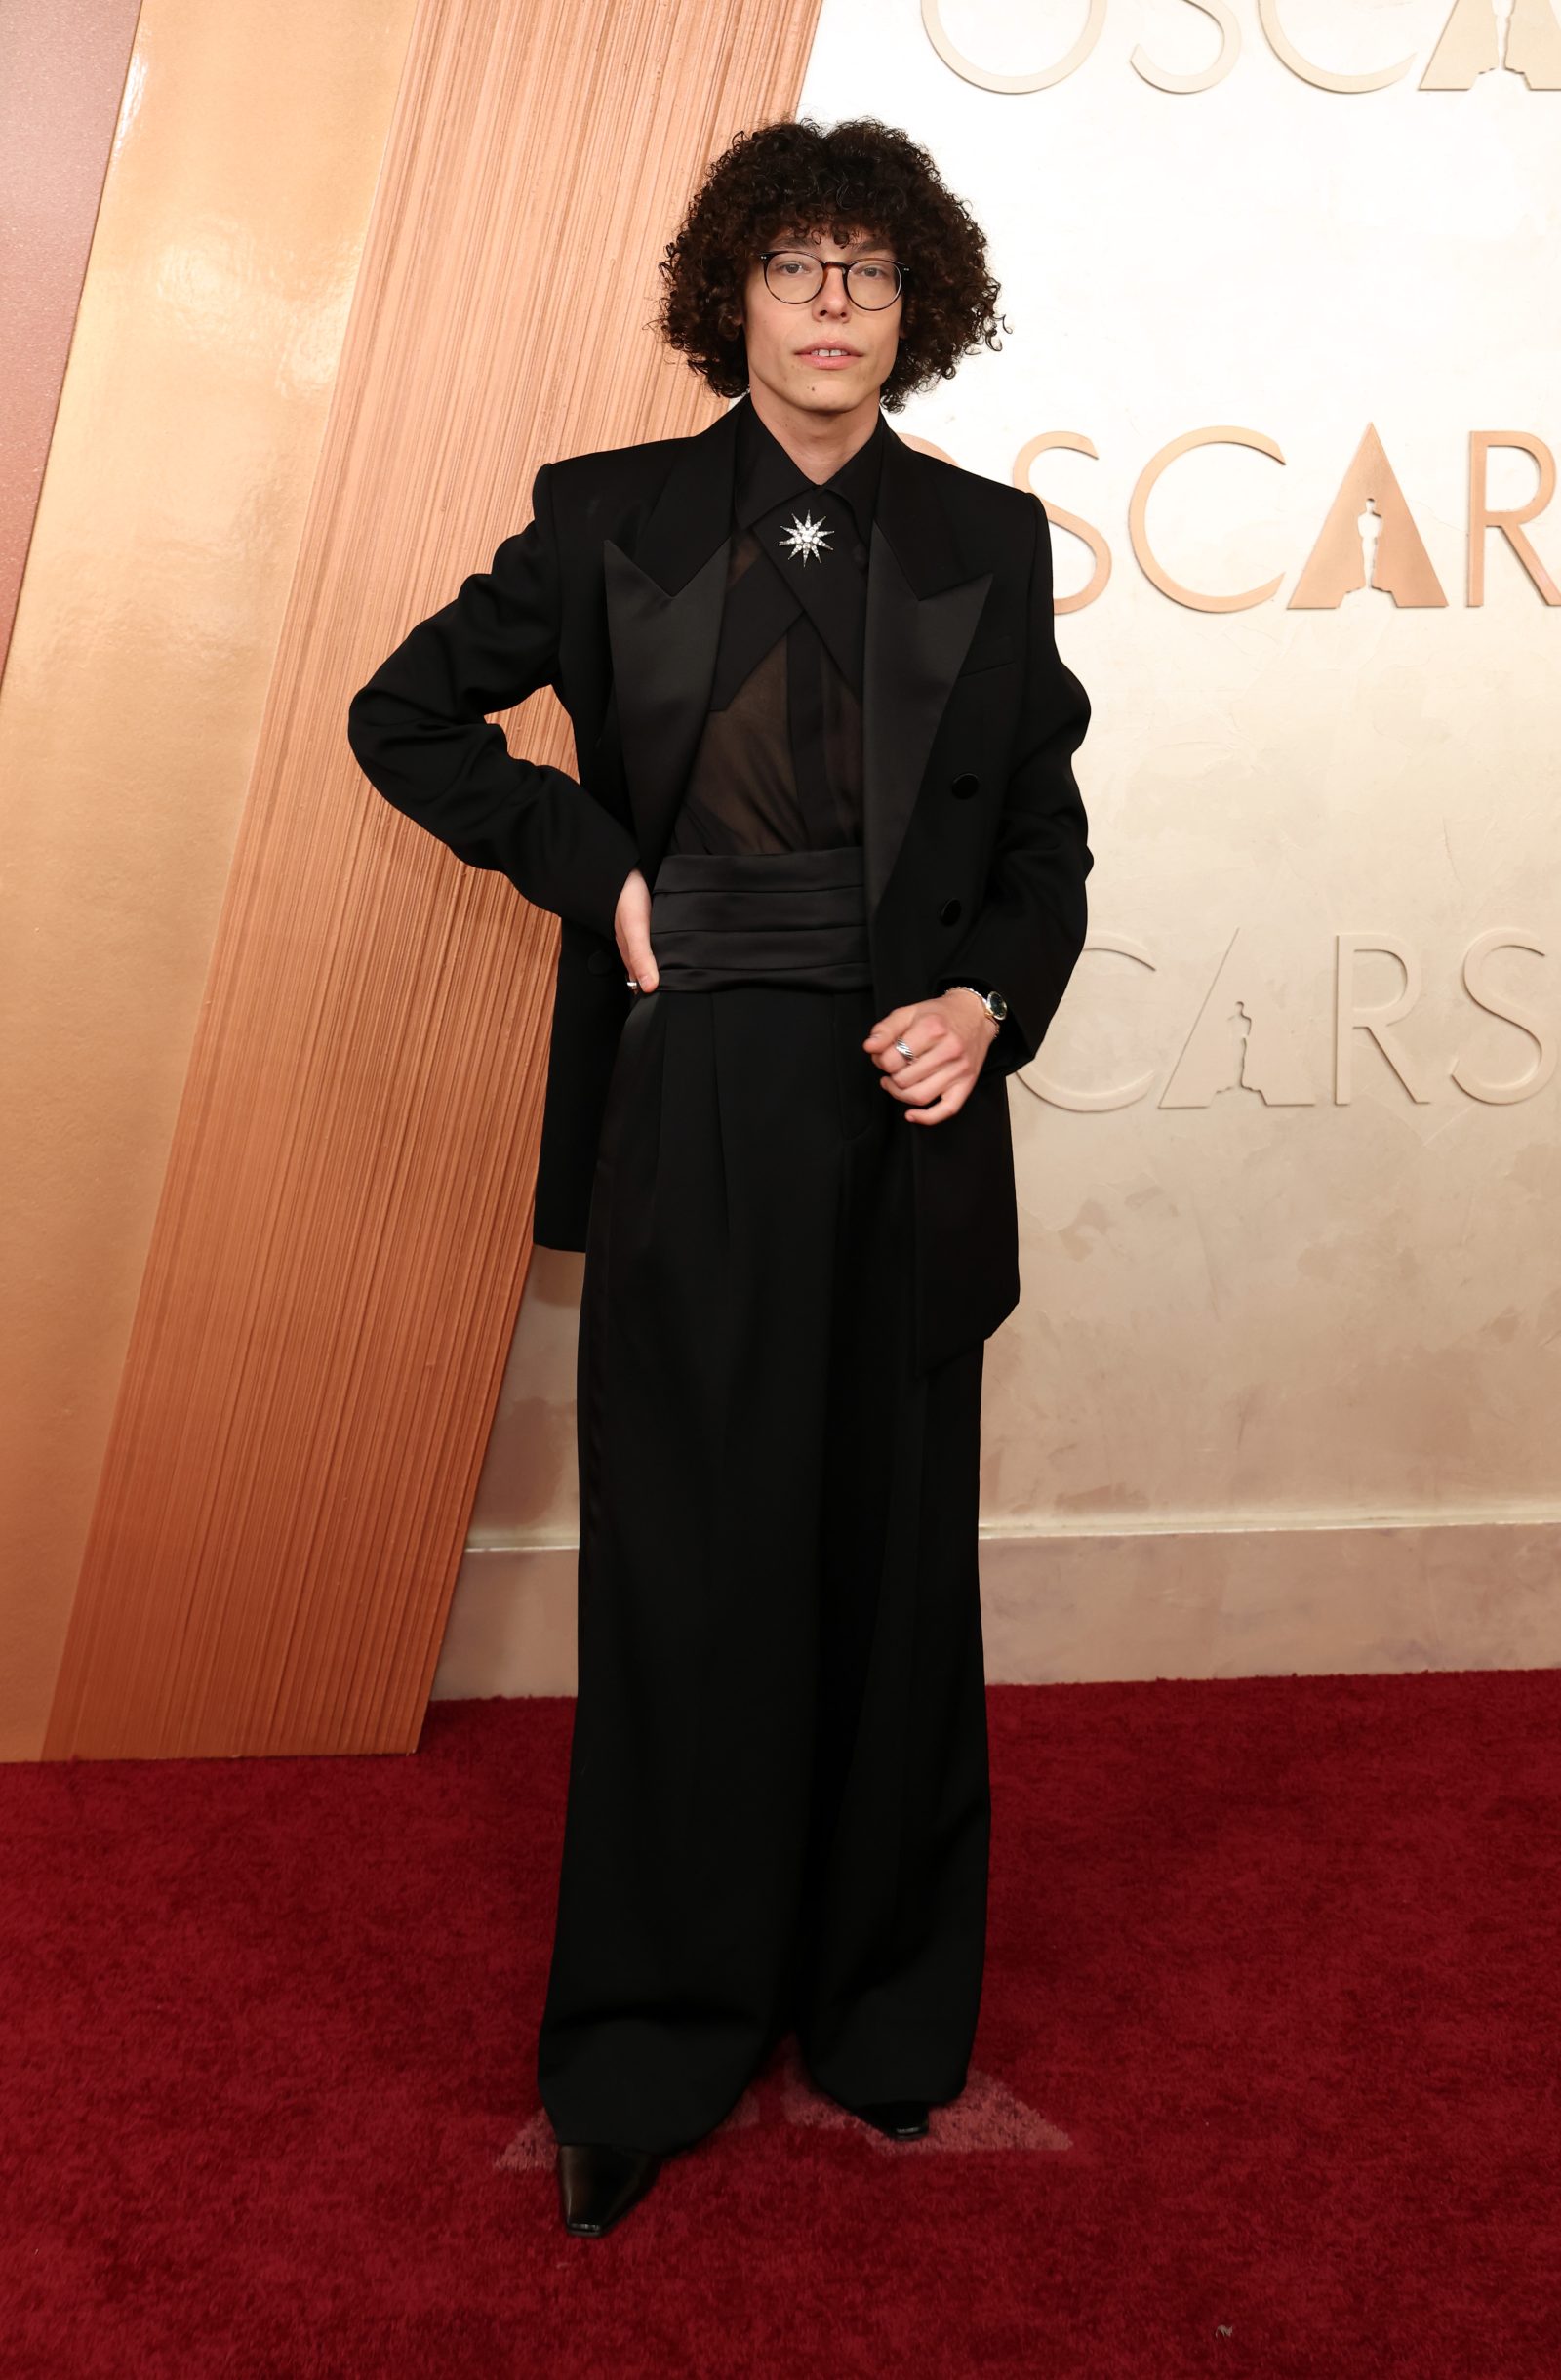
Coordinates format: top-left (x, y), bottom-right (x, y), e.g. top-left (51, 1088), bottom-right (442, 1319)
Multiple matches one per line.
top-left (774, 231), bottom-right (895, 255)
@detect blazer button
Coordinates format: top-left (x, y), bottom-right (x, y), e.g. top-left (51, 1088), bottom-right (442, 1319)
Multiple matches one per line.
top-left (940, 897), bottom-right (962, 925)
top-left (951, 772), bottom-right (979, 799)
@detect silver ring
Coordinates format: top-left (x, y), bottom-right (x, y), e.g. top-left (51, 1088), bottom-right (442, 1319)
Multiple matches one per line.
top-left (626, 977), bottom-right (639, 989)
top-left (893, 1036), bottom-right (913, 1060)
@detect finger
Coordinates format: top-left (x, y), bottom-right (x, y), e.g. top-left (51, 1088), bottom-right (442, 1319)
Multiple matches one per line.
top-left (869, 1018), bottom-right (946, 1073)
top-left (861, 1005), bottom-right (923, 1064)
top-left (879, 1024), bottom-right (960, 1089)
top-left (620, 922), bottom-right (659, 992)
top-left (881, 1055), bottom-right (968, 1108)
top-left (905, 1074), bottom-right (973, 1122)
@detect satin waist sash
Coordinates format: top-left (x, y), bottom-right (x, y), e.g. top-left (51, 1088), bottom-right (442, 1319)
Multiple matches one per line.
top-left (648, 845), bottom-right (872, 992)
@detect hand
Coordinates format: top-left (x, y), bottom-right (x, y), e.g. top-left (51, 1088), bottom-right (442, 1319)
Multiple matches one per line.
top-left (614, 867), bottom-right (659, 992)
top-left (862, 989), bottom-right (998, 1124)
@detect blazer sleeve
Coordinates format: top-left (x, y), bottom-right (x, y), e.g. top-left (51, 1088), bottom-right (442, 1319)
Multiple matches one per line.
top-left (345, 462), bottom-right (641, 940)
top-left (934, 493), bottom-right (1093, 1079)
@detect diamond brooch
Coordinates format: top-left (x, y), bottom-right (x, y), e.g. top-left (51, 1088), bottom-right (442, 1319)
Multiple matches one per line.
top-left (778, 508), bottom-right (834, 565)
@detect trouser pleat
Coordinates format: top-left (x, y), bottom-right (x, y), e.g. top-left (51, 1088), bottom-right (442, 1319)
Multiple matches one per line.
top-left (538, 981), bottom-right (989, 2153)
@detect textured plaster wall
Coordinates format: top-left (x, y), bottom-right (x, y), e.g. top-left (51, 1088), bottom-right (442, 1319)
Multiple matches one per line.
top-left (452, 0), bottom-right (1559, 1683)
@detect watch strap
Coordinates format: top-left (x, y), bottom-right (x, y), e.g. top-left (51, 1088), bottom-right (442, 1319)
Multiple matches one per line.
top-left (946, 981), bottom-right (1005, 1024)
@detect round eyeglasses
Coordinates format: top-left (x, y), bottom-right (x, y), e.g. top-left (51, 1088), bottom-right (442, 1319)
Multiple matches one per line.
top-left (759, 250), bottom-right (907, 310)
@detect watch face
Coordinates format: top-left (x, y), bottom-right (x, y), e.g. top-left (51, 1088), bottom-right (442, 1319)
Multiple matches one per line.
top-left (987, 988), bottom-right (1009, 1023)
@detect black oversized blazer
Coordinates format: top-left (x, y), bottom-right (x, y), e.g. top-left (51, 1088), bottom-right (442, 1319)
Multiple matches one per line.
top-left (346, 393), bottom-right (1093, 1375)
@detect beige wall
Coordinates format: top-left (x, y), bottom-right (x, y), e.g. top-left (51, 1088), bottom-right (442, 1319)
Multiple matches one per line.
top-left (441, 0), bottom-right (1561, 1694)
top-left (0, 0), bottom-right (418, 1758)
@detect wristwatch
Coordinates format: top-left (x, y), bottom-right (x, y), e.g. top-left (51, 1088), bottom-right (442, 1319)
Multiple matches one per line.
top-left (946, 982), bottom-right (1009, 1026)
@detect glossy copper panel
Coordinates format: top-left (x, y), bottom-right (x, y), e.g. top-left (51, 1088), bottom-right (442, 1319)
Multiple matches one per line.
top-left (0, 0), bottom-right (141, 672)
top-left (0, 0), bottom-right (418, 1760)
top-left (41, 0), bottom-right (823, 1756)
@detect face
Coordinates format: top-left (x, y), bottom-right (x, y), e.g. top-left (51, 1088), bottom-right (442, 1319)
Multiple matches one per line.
top-left (738, 222), bottom-right (902, 419)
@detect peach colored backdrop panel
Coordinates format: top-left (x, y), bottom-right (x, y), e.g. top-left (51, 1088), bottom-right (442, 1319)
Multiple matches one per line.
top-left (32, 0), bottom-right (823, 1758)
top-left (0, 0), bottom-right (420, 1759)
top-left (0, 0), bottom-right (142, 670)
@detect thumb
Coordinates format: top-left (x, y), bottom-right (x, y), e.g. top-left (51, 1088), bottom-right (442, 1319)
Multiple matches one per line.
top-left (620, 912), bottom-right (659, 994)
top-left (623, 923), bottom-right (657, 989)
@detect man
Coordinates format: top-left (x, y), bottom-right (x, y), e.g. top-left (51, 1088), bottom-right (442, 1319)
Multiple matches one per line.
top-left (347, 115), bottom-right (1093, 2239)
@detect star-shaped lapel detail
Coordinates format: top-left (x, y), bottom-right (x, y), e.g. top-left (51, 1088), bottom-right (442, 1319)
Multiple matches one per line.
top-left (778, 508), bottom-right (834, 565)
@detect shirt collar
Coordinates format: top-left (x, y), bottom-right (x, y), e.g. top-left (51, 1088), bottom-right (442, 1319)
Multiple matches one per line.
top-left (733, 393), bottom-right (888, 540)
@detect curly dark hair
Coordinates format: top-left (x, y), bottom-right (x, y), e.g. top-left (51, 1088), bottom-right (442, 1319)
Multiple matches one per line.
top-left (654, 117), bottom-right (1007, 413)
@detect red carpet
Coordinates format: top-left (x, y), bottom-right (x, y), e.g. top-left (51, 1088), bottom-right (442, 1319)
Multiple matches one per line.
top-left (4, 1671), bottom-right (1557, 2377)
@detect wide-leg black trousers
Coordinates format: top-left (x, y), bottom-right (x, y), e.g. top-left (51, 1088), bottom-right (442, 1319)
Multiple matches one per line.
top-left (536, 899), bottom-right (991, 2157)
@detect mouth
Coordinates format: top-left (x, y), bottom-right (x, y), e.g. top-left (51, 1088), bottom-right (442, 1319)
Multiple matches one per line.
top-left (796, 343), bottom-right (861, 365)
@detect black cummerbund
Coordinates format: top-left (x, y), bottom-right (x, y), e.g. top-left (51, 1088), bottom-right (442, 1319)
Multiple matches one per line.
top-left (648, 844), bottom-right (872, 992)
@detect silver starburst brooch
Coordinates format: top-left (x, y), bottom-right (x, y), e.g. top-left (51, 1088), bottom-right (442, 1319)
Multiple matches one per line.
top-left (778, 508), bottom-right (834, 565)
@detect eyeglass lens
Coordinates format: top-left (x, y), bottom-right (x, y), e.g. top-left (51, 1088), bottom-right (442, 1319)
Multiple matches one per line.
top-left (763, 253), bottom-right (901, 308)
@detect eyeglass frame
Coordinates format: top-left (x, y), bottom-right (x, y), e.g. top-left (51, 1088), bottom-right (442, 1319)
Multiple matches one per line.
top-left (756, 249), bottom-right (910, 310)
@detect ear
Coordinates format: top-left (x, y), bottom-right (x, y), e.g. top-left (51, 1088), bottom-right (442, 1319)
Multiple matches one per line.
top-left (719, 277), bottom-right (748, 340)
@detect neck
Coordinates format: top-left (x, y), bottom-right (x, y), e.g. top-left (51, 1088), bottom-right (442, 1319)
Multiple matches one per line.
top-left (743, 382), bottom-right (882, 484)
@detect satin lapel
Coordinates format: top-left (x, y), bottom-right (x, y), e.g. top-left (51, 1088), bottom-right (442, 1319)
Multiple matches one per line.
top-left (602, 402), bottom-right (740, 876)
top-left (863, 429), bottom-right (993, 924)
